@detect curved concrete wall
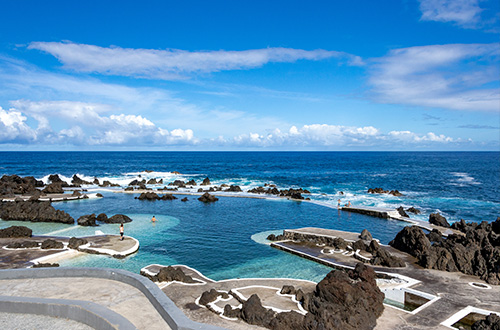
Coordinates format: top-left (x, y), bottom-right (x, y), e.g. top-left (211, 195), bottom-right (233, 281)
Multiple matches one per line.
top-left (0, 267), bottom-right (227, 330)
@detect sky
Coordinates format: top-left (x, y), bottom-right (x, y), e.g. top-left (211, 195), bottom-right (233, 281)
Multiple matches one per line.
top-left (0, 0), bottom-right (499, 151)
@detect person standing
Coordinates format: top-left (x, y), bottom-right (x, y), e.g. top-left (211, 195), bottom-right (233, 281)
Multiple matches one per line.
top-left (120, 223), bottom-right (124, 241)
top-left (151, 215), bottom-right (157, 223)
top-left (337, 199), bottom-right (341, 208)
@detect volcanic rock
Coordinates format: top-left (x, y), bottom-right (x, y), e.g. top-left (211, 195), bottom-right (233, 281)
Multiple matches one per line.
top-left (429, 213), bottom-right (451, 228)
top-left (389, 226), bottom-right (430, 258)
top-left (427, 229), bottom-right (443, 243)
top-left (359, 229), bottom-right (373, 241)
top-left (181, 197), bottom-right (188, 202)
top-left (96, 213), bottom-right (108, 222)
top-left (169, 180), bottom-right (185, 187)
top-left (241, 294), bottom-right (275, 327)
top-left (397, 206), bottom-right (409, 217)
top-left (96, 193), bottom-right (103, 198)
top-left (303, 263), bottom-right (384, 330)
top-left (406, 207), bottom-right (421, 214)
top-left (156, 266), bottom-right (197, 283)
top-left (186, 179), bottom-right (196, 186)
top-left (389, 190), bottom-right (404, 197)
top-left (42, 183), bottom-right (64, 194)
top-left (280, 285), bottom-right (295, 295)
top-left (146, 178), bottom-right (157, 184)
top-left (6, 241), bottom-right (40, 248)
top-left (201, 177), bottom-right (211, 186)
top-left (0, 174), bottom-right (43, 196)
top-left (472, 313), bottom-right (500, 330)
top-left (104, 214), bottom-right (132, 223)
top-left (199, 289), bottom-right (229, 306)
top-left (198, 192), bottom-right (218, 203)
top-left (71, 175), bottom-right (91, 185)
top-left (0, 201), bottom-right (74, 224)
top-left (0, 225), bottom-right (32, 238)
top-left (68, 237), bottom-right (88, 249)
top-left (77, 214), bottom-right (97, 226)
top-left (33, 263), bottom-right (59, 268)
top-left (223, 305), bottom-right (242, 319)
top-left (41, 239), bottom-right (64, 249)
top-left (226, 185), bottom-right (242, 192)
top-left (368, 187), bottom-right (387, 194)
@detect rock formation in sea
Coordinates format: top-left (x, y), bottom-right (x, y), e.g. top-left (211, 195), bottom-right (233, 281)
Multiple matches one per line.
top-left (396, 206), bottom-right (409, 217)
top-left (390, 219), bottom-right (500, 284)
top-left (201, 177), bottom-right (211, 186)
top-left (101, 214), bottom-right (133, 223)
top-left (0, 200), bottom-right (74, 224)
top-left (0, 174), bottom-right (43, 197)
top-left (198, 192), bottom-right (219, 203)
top-left (226, 185), bottom-right (242, 192)
top-left (136, 192), bottom-right (177, 201)
top-left (367, 188), bottom-right (404, 196)
top-left (77, 214), bottom-right (98, 226)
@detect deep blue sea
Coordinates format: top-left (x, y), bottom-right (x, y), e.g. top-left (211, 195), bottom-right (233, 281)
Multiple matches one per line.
top-left (1, 152), bottom-right (499, 281)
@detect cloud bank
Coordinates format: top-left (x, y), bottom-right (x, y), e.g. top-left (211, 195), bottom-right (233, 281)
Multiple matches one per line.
top-left (28, 42), bottom-right (364, 80)
top-left (0, 102), bottom-right (469, 149)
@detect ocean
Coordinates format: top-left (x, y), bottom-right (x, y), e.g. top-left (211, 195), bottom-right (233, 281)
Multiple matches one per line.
top-left (0, 151), bottom-right (499, 281)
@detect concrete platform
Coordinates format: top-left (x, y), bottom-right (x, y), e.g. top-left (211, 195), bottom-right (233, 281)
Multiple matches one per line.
top-left (0, 235), bottom-right (139, 268)
top-left (142, 264), bottom-right (316, 330)
top-left (1, 192), bottom-right (89, 202)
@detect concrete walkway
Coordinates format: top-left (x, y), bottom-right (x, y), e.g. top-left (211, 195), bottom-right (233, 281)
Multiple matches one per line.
top-left (0, 277), bottom-right (171, 330)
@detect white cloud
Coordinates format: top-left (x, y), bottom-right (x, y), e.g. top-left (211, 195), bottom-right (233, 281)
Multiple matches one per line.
top-left (0, 106), bottom-right (36, 143)
top-left (369, 43), bottom-right (500, 111)
top-left (419, 0), bottom-right (483, 27)
top-left (5, 100), bottom-right (197, 146)
top-left (27, 41), bottom-right (364, 79)
top-left (224, 124), bottom-right (457, 148)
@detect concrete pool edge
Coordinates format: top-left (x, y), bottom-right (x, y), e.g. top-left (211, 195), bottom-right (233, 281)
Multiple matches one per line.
top-left (0, 267), bottom-right (227, 330)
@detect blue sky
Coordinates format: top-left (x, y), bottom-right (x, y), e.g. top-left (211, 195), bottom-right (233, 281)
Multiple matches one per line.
top-left (0, 0), bottom-right (499, 150)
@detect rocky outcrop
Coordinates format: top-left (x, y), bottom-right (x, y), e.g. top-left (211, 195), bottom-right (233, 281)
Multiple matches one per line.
top-left (429, 213), bottom-right (450, 228)
top-left (396, 206), bottom-right (409, 217)
top-left (406, 207), bottom-right (421, 214)
top-left (359, 229), bottom-right (373, 241)
top-left (146, 266), bottom-right (197, 283)
top-left (367, 188), bottom-right (404, 196)
top-left (389, 226), bottom-right (431, 258)
top-left (68, 237), bottom-right (88, 249)
top-left (136, 192), bottom-right (177, 201)
top-left (99, 180), bottom-right (120, 188)
top-left (77, 214), bottom-right (97, 226)
top-left (181, 197), bottom-right (188, 202)
top-left (6, 241), bottom-right (39, 248)
top-left (96, 213), bottom-right (108, 222)
top-left (303, 264), bottom-right (384, 330)
top-left (168, 180), bottom-right (186, 188)
top-left (0, 174), bottom-right (43, 197)
top-left (41, 239), bottom-right (64, 249)
top-left (42, 183), bottom-right (64, 194)
top-left (241, 294), bottom-right (275, 327)
top-left (201, 177), bottom-right (211, 186)
top-left (33, 263), bottom-right (59, 268)
top-left (71, 175), bottom-right (91, 185)
top-left (198, 192), bottom-right (219, 203)
top-left (103, 214), bottom-right (132, 224)
top-left (0, 225), bottom-right (32, 238)
top-left (368, 240), bottom-right (406, 267)
top-left (390, 220), bottom-right (500, 284)
top-left (186, 179), bottom-right (196, 186)
top-left (199, 289), bottom-right (229, 305)
top-left (0, 201), bottom-right (74, 224)
top-left (226, 185), bottom-right (242, 192)
top-left (472, 313), bottom-right (500, 330)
